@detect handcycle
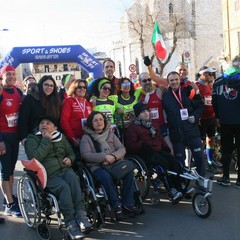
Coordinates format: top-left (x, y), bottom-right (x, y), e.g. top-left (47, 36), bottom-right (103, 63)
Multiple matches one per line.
top-left (128, 154), bottom-right (213, 218)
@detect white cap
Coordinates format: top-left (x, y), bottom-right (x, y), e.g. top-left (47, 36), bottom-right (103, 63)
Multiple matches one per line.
top-left (199, 67), bottom-right (217, 74)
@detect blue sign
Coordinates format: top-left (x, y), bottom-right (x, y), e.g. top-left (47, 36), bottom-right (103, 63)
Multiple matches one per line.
top-left (0, 45), bottom-right (103, 78)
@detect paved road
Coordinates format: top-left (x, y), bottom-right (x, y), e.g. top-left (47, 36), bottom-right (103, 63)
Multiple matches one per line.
top-left (0, 145), bottom-right (240, 240)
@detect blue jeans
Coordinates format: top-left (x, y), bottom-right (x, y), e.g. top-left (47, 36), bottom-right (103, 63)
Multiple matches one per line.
top-left (173, 137), bottom-right (205, 176)
top-left (93, 167), bottom-right (135, 208)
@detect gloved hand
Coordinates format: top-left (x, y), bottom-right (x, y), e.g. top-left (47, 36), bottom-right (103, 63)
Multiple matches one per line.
top-left (143, 56), bottom-right (151, 66)
top-left (188, 116), bottom-right (195, 123)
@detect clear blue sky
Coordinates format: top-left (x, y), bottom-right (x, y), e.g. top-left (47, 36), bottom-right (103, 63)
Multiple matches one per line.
top-left (0, 0), bottom-right (133, 55)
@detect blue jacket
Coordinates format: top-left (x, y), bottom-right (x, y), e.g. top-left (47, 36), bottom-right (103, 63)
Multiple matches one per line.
top-left (212, 70), bottom-right (240, 125)
top-left (162, 86), bottom-right (204, 143)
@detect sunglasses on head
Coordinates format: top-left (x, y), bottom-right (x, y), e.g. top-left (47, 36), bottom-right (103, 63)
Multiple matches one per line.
top-left (121, 82), bottom-right (131, 87)
top-left (141, 78), bottom-right (151, 83)
top-left (101, 86), bottom-right (111, 91)
top-left (77, 86), bottom-right (86, 89)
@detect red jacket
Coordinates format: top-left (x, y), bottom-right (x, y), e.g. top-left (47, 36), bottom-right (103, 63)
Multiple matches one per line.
top-left (125, 122), bottom-right (163, 154)
top-left (60, 97), bottom-right (92, 143)
top-left (196, 81), bottom-right (215, 119)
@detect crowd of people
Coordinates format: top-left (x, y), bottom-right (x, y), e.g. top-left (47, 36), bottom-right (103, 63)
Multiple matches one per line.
top-left (0, 55), bottom-right (239, 239)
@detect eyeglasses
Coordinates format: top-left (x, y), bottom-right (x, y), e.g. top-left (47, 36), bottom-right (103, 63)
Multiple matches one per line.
top-left (77, 86), bottom-right (86, 89)
top-left (207, 73), bottom-right (213, 76)
top-left (43, 83), bottom-right (54, 88)
top-left (121, 82), bottom-right (131, 87)
top-left (101, 86), bottom-right (111, 91)
top-left (141, 78), bottom-right (151, 83)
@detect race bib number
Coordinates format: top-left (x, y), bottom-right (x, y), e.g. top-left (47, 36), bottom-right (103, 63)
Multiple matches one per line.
top-left (5, 112), bottom-right (19, 127)
top-left (204, 96), bottom-right (212, 106)
top-left (180, 108), bottom-right (189, 120)
top-left (150, 108), bottom-right (159, 119)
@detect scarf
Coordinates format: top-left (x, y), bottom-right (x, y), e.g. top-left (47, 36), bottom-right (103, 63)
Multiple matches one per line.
top-left (36, 130), bottom-right (62, 142)
top-left (141, 85), bottom-right (156, 103)
top-left (134, 118), bottom-right (157, 137)
top-left (90, 130), bottom-right (112, 154)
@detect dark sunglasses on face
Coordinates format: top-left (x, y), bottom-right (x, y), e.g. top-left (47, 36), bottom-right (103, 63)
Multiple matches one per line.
top-left (101, 86), bottom-right (111, 91)
top-left (141, 78), bottom-right (151, 83)
top-left (77, 86), bottom-right (86, 89)
top-left (121, 82), bottom-right (131, 87)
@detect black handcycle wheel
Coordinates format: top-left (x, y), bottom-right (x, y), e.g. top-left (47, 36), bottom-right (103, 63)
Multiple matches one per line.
top-left (192, 192), bottom-right (212, 218)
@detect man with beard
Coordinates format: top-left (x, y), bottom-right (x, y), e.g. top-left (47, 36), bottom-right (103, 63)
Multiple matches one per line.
top-left (137, 72), bottom-right (173, 154)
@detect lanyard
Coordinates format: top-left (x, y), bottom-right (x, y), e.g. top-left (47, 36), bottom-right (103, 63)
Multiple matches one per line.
top-left (172, 88), bottom-right (184, 109)
top-left (75, 98), bottom-right (86, 118)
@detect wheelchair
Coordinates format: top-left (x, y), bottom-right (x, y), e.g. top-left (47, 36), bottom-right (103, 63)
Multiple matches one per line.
top-left (17, 160), bottom-right (64, 240)
top-left (128, 155), bottom-right (213, 218)
top-left (80, 161), bottom-right (144, 224)
top-left (17, 159), bottom-right (99, 240)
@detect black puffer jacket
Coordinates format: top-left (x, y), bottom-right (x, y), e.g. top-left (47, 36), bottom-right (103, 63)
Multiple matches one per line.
top-left (18, 84), bottom-right (46, 141)
top-left (162, 86), bottom-right (204, 143)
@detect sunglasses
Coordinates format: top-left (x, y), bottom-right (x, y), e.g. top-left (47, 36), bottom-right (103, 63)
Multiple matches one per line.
top-left (141, 78), bottom-right (151, 83)
top-left (101, 86), bottom-right (111, 91)
top-left (43, 83), bottom-right (54, 88)
top-left (77, 86), bottom-right (86, 89)
top-left (121, 82), bottom-right (131, 87)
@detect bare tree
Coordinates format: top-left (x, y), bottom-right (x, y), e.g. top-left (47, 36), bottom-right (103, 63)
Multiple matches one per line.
top-left (125, 1), bottom-right (184, 76)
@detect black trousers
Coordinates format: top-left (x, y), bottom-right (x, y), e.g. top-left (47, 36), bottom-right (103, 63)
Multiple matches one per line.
top-left (220, 124), bottom-right (240, 179)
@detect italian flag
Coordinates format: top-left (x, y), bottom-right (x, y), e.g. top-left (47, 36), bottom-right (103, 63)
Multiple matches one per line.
top-left (151, 22), bottom-right (167, 60)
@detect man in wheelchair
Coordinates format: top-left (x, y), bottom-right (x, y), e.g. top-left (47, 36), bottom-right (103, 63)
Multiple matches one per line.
top-left (25, 115), bottom-right (91, 240)
top-left (126, 103), bottom-right (193, 201)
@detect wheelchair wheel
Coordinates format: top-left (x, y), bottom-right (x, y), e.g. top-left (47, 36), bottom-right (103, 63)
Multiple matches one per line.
top-left (17, 174), bottom-right (41, 227)
top-left (127, 155), bottom-right (150, 200)
top-left (192, 193), bottom-right (212, 218)
top-left (36, 222), bottom-right (51, 240)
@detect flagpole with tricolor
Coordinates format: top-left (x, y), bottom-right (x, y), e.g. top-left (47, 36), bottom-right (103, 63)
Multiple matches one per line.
top-left (151, 22), bottom-right (167, 60)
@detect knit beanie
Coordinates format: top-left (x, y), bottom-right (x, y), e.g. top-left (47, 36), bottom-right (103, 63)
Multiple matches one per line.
top-left (133, 102), bottom-right (149, 117)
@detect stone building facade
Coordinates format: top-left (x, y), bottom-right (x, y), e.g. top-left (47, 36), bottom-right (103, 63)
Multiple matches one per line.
top-left (111, 0), bottom-right (224, 81)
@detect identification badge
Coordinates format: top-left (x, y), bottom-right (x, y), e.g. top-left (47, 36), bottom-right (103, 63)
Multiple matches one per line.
top-left (204, 96), bottom-right (212, 106)
top-left (150, 108), bottom-right (159, 119)
top-left (5, 112), bottom-right (19, 127)
top-left (81, 118), bottom-right (87, 129)
top-left (180, 109), bottom-right (189, 120)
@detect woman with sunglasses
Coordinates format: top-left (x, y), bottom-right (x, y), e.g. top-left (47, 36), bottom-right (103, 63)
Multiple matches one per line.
top-left (19, 75), bottom-right (61, 145)
top-left (60, 79), bottom-right (92, 159)
top-left (114, 78), bottom-right (140, 142)
top-left (91, 78), bottom-right (121, 125)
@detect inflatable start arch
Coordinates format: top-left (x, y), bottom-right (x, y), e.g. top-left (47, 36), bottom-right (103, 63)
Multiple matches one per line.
top-left (0, 45), bottom-right (103, 78)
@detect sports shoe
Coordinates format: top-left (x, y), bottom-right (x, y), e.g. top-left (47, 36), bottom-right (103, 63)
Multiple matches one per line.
top-left (170, 188), bottom-right (183, 201)
top-left (123, 205), bottom-right (142, 215)
top-left (235, 180), bottom-right (240, 189)
top-left (4, 203), bottom-right (22, 218)
top-left (75, 210), bottom-right (92, 232)
top-left (66, 219), bottom-right (85, 240)
top-left (3, 194), bottom-right (18, 207)
top-left (217, 176), bottom-right (231, 186)
top-left (185, 187), bottom-right (195, 195)
top-left (114, 206), bottom-right (126, 221)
